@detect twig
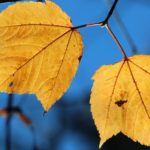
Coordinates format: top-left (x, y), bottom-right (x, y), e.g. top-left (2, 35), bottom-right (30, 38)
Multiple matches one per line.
top-left (5, 94), bottom-right (13, 150)
top-left (0, 0), bottom-right (43, 3)
top-left (105, 24), bottom-right (128, 59)
top-left (72, 0), bottom-right (128, 59)
top-left (102, 0), bottom-right (118, 25)
top-left (104, 0), bottom-right (138, 54)
top-left (0, 0), bottom-right (19, 3)
top-left (72, 0), bottom-right (119, 29)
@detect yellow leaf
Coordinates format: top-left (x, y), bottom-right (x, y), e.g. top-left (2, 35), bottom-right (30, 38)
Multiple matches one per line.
top-left (90, 55), bottom-right (150, 147)
top-left (0, 2), bottom-right (83, 111)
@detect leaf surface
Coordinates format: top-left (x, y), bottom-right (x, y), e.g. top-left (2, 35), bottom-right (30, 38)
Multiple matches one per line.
top-left (90, 55), bottom-right (150, 147)
top-left (0, 2), bottom-right (83, 111)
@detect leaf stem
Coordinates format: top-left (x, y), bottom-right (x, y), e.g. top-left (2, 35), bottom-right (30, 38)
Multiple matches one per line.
top-left (72, 22), bottom-right (102, 30)
top-left (105, 24), bottom-right (128, 59)
top-left (72, 0), bottom-right (128, 59)
top-left (104, 0), bottom-right (138, 54)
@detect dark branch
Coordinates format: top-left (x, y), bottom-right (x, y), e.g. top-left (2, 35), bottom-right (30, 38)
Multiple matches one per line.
top-left (102, 0), bottom-right (118, 25)
top-left (105, 0), bottom-right (138, 54)
top-left (5, 94), bottom-right (13, 150)
top-left (72, 0), bottom-right (118, 29)
top-left (0, 0), bottom-right (19, 3)
top-left (106, 24), bottom-right (128, 59)
top-left (0, 0), bottom-right (43, 3)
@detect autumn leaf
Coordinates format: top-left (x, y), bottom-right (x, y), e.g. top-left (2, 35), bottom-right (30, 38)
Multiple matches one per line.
top-left (0, 2), bottom-right (83, 111)
top-left (90, 55), bottom-right (150, 147)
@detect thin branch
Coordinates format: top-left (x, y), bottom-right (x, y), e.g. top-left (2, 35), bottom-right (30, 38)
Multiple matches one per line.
top-left (30, 126), bottom-right (40, 150)
top-left (0, 0), bottom-right (19, 3)
top-left (102, 0), bottom-right (118, 25)
top-left (73, 0), bottom-right (128, 59)
top-left (0, 0), bottom-right (43, 3)
top-left (105, 24), bottom-right (128, 59)
top-left (72, 22), bottom-right (101, 30)
top-left (5, 94), bottom-right (13, 150)
top-left (72, 0), bottom-right (118, 30)
top-left (104, 0), bottom-right (138, 54)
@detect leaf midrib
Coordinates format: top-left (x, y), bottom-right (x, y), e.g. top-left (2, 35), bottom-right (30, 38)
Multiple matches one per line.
top-left (0, 28), bottom-right (72, 88)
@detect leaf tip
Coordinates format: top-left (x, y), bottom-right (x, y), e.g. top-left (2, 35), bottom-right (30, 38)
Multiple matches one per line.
top-left (43, 110), bottom-right (48, 116)
top-left (99, 138), bottom-right (107, 149)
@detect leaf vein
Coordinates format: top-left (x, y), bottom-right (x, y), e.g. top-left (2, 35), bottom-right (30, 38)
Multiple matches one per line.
top-left (0, 29), bottom-right (71, 88)
top-left (104, 60), bottom-right (125, 133)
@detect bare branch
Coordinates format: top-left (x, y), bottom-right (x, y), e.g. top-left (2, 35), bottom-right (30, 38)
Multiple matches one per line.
top-left (73, 0), bottom-right (118, 29)
top-left (5, 94), bottom-right (13, 150)
top-left (105, 24), bottom-right (128, 59)
top-left (0, 0), bottom-right (19, 3)
top-left (104, 0), bottom-right (138, 54)
top-left (102, 0), bottom-right (118, 25)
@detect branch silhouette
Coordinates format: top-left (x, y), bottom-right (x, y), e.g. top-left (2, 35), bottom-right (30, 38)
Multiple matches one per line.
top-left (5, 94), bottom-right (13, 150)
top-left (73, 0), bottom-right (118, 30)
top-left (0, 0), bottom-right (19, 3)
top-left (104, 0), bottom-right (138, 54)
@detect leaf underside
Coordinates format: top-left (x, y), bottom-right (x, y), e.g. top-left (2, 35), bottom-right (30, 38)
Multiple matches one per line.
top-left (0, 1), bottom-right (83, 111)
top-left (90, 55), bottom-right (150, 147)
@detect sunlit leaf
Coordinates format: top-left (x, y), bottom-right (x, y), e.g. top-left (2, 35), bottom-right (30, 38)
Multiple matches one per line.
top-left (0, 1), bottom-right (83, 111)
top-left (90, 55), bottom-right (150, 147)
